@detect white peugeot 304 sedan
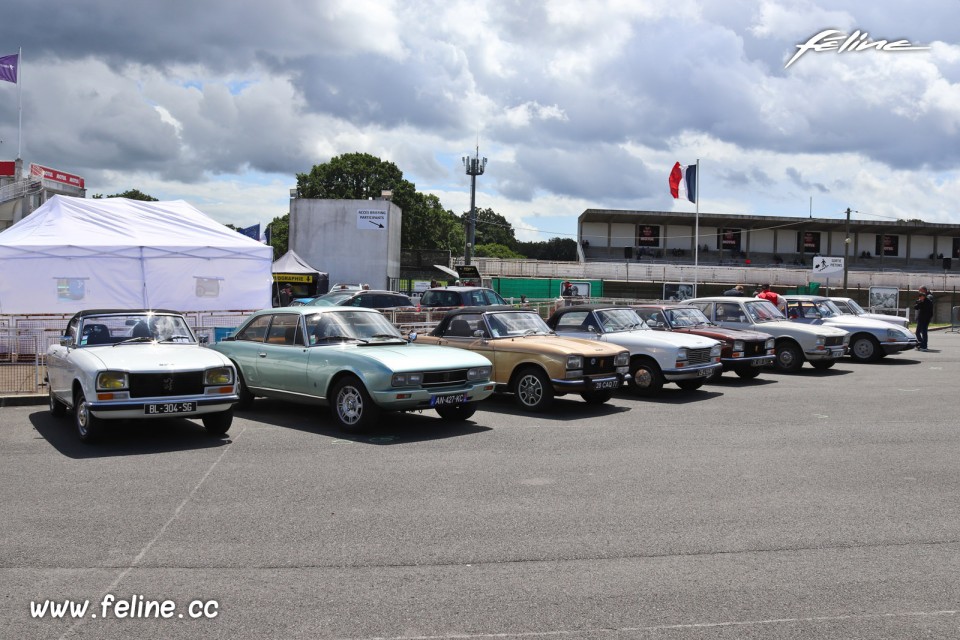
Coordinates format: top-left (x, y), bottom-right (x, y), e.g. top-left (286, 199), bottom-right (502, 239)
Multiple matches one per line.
top-left (46, 309), bottom-right (238, 443)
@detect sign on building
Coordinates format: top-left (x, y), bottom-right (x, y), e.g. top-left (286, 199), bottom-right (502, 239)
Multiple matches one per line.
top-left (357, 209), bottom-right (387, 230)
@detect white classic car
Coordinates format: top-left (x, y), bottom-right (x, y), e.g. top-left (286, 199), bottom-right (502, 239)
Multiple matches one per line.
top-left (546, 305), bottom-right (722, 395)
top-left (686, 297), bottom-right (849, 372)
top-left (828, 296), bottom-right (910, 328)
top-left (783, 295), bottom-right (917, 362)
top-left (46, 309), bottom-right (239, 443)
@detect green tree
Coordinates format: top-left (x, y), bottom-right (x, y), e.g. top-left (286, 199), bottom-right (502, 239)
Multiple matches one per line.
top-left (264, 214), bottom-right (288, 260)
top-left (474, 243), bottom-right (525, 259)
top-left (462, 207), bottom-right (518, 248)
top-left (516, 237), bottom-right (578, 261)
top-left (91, 189), bottom-right (158, 201)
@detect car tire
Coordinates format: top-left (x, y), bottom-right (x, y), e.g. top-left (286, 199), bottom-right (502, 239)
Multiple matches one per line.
top-left (512, 367), bottom-right (554, 411)
top-left (48, 386), bottom-right (66, 417)
top-left (849, 334), bottom-right (882, 363)
top-left (74, 389), bottom-right (103, 443)
top-left (202, 410), bottom-right (233, 435)
top-left (628, 358), bottom-right (664, 396)
top-left (580, 390), bottom-right (613, 404)
top-left (811, 360), bottom-right (835, 370)
top-left (774, 342), bottom-right (804, 373)
top-left (436, 402), bottom-right (478, 421)
top-left (676, 380), bottom-right (704, 391)
top-left (234, 368), bottom-right (255, 410)
top-left (331, 376), bottom-right (381, 432)
top-left (735, 367), bottom-right (761, 379)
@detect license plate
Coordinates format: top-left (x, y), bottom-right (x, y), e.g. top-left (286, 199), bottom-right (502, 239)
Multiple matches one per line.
top-left (697, 368), bottom-right (710, 377)
top-left (430, 393), bottom-right (466, 407)
top-left (145, 402), bottom-right (196, 415)
top-left (752, 359), bottom-right (770, 367)
top-left (591, 378), bottom-right (620, 390)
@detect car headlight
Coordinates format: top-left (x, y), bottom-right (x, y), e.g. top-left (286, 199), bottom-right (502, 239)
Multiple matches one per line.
top-left (676, 348), bottom-right (688, 361)
top-left (614, 352), bottom-right (629, 367)
top-left (765, 338), bottom-right (775, 350)
top-left (710, 344), bottom-right (721, 358)
top-left (887, 329), bottom-right (907, 341)
top-left (733, 340), bottom-right (744, 352)
top-left (96, 371), bottom-right (128, 390)
top-left (204, 366), bottom-right (234, 386)
top-left (467, 366), bottom-right (492, 381)
top-left (391, 372), bottom-right (423, 387)
top-left (566, 355), bottom-right (583, 370)
top-left (815, 336), bottom-right (825, 346)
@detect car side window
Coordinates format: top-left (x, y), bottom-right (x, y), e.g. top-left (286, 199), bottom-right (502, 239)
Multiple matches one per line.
top-left (235, 316), bottom-right (270, 342)
top-left (644, 310), bottom-right (665, 328)
top-left (717, 303), bottom-right (746, 323)
top-left (553, 311), bottom-right (588, 332)
top-left (443, 313), bottom-right (483, 338)
top-left (266, 314), bottom-right (301, 345)
top-left (483, 289), bottom-right (506, 305)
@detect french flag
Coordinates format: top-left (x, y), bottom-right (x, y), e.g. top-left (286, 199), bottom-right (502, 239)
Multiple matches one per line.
top-left (669, 162), bottom-right (697, 203)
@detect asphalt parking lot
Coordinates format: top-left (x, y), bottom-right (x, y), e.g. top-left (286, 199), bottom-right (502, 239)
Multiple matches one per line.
top-left (3, 332), bottom-right (960, 640)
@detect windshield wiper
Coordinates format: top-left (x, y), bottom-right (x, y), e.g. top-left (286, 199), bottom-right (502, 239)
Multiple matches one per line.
top-left (159, 335), bottom-right (194, 342)
top-left (370, 333), bottom-right (404, 340)
top-left (113, 337), bottom-right (154, 345)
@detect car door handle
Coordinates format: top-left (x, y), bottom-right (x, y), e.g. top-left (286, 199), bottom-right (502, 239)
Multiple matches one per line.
top-left (258, 352), bottom-right (267, 358)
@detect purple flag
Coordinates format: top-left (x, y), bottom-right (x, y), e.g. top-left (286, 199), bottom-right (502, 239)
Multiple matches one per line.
top-left (0, 54), bottom-right (17, 84)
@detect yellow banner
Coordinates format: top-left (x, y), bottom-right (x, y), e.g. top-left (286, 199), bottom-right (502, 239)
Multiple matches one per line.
top-left (273, 274), bottom-right (314, 283)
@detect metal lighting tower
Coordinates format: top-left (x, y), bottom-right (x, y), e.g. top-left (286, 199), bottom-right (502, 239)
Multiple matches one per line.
top-left (463, 148), bottom-right (487, 266)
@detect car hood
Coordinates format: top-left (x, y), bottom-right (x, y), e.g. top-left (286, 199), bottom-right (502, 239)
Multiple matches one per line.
top-left (674, 326), bottom-right (773, 342)
top-left (82, 344), bottom-right (233, 371)
top-left (758, 320), bottom-right (848, 337)
top-left (357, 342), bottom-right (493, 370)
top-left (489, 335), bottom-right (627, 356)
top-left (602, 329), bottom-right (718, 349)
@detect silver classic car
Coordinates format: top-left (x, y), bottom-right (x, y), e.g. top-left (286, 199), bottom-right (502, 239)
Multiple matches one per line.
top-left (210, 306), bottom-right (495, 432)
top-left (46, 309), bottom-right (239, 443)
top-left (783, 295), bottom-right (916, 362)
top-left (686, 297), bottom-right (849, 372)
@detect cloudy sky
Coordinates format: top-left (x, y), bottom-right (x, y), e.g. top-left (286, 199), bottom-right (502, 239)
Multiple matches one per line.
top-left (0, 0), bottom-right (957, 242)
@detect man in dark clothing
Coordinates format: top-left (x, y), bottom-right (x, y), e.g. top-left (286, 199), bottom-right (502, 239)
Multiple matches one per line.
top-left (914, 286), bottom-right (934, 351)
top-left (723, 285), bottom-right (745, 296)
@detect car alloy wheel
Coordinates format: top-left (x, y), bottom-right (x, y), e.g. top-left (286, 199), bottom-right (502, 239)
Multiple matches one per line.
top-left (513, 367), bottom-right (554, 411)
top-left (849, 335), bottom-right (881, 363)
top-left (331, 376), bottom-right (381, 432)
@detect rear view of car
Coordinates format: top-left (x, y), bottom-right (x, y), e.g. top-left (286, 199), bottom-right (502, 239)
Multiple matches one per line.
top-left (418, 287), bottom-right (507, 308)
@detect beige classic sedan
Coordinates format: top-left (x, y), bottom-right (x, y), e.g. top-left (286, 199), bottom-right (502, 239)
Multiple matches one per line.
top-left (414, 306), bottom-right (630, 411)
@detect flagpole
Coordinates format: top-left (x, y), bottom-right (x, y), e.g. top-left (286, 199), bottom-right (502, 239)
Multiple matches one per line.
top-left (693, 158), bottom-right (700, 297)
top-left (17, 46), bottom-right (22, 159)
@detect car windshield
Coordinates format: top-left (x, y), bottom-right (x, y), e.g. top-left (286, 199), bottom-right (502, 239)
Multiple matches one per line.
top-left (304, 311), bottom-right (403, 343)
top-left (815, 300), bottom-right (843, 317)
top-left (843, 299), bottom-right (866, 314)
top-left (665, 307), bottom-right (711, 327)
top-left (743, 300), bottom-right (785, 322)
top-left (485, 311), bottom-right (553, 337)
top-left (77, 313), bottom-right (196, 346)
top-left (595, 308), bottom-right (646, 332)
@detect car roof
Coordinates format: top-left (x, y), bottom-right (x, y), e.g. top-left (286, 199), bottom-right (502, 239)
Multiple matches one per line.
top-left (69, 309), bottom-right (184, 322)
top-left (440, 305), bottom-right (528, 318)
top-left (550, 304), bottom-right (636, 314)
top-left (686, 296), bottom-right (757, 302)
top-left (782, 295), bottom-right (829, 301)
top-left (426, 286), bottom-right (495, 292)
top-left (251, 306), bottom-right (382, 317)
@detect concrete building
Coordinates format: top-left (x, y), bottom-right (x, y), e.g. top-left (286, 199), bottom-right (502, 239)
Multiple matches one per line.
top-left (0, 158), bottom-right (87, 230)
top-left (579, 209), bottom-right (960, 271)
top-left (288, 195), bottom-right (401, 290)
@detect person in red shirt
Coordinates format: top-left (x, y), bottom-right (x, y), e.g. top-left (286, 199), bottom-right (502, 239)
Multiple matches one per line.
top-left (756, 283), bottom-right (782, 309)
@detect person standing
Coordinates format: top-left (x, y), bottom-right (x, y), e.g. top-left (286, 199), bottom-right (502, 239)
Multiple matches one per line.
top-left (278, 284), bottom-right (293, 307)
top-left (914, 286), bottom-right (934, 351)
top-left (723, 284), bottom-right (744, 296)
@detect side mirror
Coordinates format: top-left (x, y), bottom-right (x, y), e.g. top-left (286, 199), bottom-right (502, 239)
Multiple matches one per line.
top-left (199, 335), bottom-right (210, 344)
top-left (59, 335), bottom-right (74, 348)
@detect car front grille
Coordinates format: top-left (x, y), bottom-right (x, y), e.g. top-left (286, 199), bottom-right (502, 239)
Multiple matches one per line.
top-left (422, 369), bottom-right (469, 388)
top-left (583, 356), bottom-right (617, 375)
top-left (129, 371), bottom-right (204, 398)
top-left (825, 336), bottom-right (845, 347)
top-left (743, 340), bottom-right (768, 356)
top-left (686, 347), bottom-right (714, 365)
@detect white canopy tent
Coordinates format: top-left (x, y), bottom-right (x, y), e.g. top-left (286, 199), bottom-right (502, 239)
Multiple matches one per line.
top-left (0, 195), bottom-right (273, 314)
